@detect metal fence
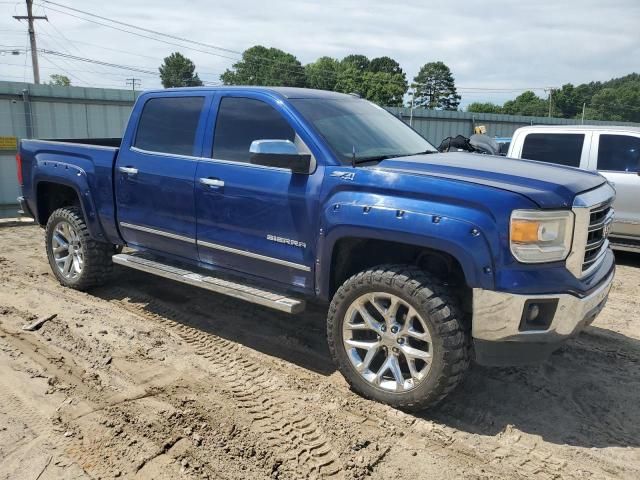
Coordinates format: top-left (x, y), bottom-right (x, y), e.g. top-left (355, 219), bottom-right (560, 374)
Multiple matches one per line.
top-left (2, 80), bottom-right (639, 217)
top-left (0, 81), bottom-right (137, 215)
top-left (385, 107), bottom-right (640, 146)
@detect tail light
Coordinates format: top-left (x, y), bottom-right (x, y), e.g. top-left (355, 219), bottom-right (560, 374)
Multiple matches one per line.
top-left (16, 152), bottom-right (23, 185)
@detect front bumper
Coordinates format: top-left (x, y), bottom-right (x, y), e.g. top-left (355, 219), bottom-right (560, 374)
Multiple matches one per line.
top-left (472, 269), bottom-right (614, 365)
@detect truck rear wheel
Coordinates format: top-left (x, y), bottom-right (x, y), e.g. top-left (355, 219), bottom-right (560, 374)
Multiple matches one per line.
top-left (327, 265), bottom-right (469, 411)
top-left (45, 207), bottom-right (113, 290)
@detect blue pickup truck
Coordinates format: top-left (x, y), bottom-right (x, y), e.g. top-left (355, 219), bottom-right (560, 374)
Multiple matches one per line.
top-left (16, 87), bottom-right (615, 410)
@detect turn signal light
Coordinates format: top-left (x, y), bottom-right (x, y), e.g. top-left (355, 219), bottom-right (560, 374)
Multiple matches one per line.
top-left (510, 220), bottom-right (540, 243)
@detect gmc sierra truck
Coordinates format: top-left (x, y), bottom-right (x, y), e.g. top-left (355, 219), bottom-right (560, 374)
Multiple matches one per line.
top-left (16, 87), bottom-right (615, 410)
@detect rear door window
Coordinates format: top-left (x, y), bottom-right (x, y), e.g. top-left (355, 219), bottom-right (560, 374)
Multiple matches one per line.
top-left (597, 134), bottom-right (640, 172)
top-left (521, 133), bottom-right (585, 167)
top-left (134, 96), bottom-right (205, 156)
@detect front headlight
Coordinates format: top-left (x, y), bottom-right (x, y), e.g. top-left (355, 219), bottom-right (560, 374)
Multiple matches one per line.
top-left (510, 210), bottom-right (574, 263)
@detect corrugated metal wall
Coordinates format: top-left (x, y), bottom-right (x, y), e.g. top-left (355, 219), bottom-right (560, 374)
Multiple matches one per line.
top-left (385, 107), bottom-right (640, 146)
top-left (0, 151), bottom-right (19, 217)
top-left (0, 81), bottom-right (136, 215)
top-left (1, 80), bottom-right (639, 217)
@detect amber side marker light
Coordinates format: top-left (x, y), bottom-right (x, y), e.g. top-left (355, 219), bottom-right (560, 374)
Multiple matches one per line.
top-left (511, 220), bottom-right (541, 243)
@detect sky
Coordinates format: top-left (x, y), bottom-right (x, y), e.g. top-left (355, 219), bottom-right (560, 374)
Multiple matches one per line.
top-left (1, 0), bottom-right (639, 107)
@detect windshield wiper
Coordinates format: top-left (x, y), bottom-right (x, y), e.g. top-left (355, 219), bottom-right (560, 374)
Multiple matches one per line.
top-left (352, 154), bottom-right (403, 165)
top-left (352, 150), bottom-right (437, 166)
top-left (404, 150), bottom-right (438, 156)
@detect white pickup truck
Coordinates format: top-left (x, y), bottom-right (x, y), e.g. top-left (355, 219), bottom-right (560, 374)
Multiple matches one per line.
top-left (508, 125), bottom-right (640, 253)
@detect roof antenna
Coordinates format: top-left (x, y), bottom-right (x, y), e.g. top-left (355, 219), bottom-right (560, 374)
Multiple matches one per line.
top-left (351, 145), bottom-right (356, 168)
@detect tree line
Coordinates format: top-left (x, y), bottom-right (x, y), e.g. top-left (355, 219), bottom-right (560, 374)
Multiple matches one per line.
top-left (46, 47), bottom-right (636, 123)
top-left (159, 47), bottom-right (461, 110)
top-left (468, 74), bottom-right (640, 123)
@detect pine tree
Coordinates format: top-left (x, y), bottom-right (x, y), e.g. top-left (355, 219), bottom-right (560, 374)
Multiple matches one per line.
top-left (413, 61), bottom-right (461, 110)
top-left (159, 52), bottom-right (203, 88)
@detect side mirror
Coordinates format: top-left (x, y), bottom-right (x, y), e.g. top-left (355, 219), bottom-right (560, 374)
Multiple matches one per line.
top-left (249, 140), bottom-right (311, 174)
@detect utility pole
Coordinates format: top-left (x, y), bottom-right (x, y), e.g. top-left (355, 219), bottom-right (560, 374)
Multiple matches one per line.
top-left (13, 0), bottom-right (48, 84)
top-left (408, 85), bottom-right (416, 127)
top-left (581, 102), bottom-right (586, 124)
top-left (126, 77), bottom-right (141, 94)
top-left (546, 87), bottom-right (556, 118)
top-left (126, 78), bottom-right (141, 102)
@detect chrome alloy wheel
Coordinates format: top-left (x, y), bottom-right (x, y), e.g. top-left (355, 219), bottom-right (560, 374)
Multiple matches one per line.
top-left (342, 292), bottom-right (433, 392)
top-left (51, 220), bottom-right (83, 280)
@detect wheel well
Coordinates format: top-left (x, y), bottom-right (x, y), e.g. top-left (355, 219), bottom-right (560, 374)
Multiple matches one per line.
top-left (329, 237), bottom-right (471, 314)
top-left (36, 182), bottom-right (80, 226)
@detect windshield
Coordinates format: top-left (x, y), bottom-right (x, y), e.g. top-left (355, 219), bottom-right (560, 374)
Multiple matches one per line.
top-left (290, 98), bottom-right (436, 164)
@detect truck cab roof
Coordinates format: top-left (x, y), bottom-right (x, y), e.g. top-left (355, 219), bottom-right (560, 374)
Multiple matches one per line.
top-left (512, 124), bottom-right (640, 135)
top-left (143, 86), bottom-right (356, 100)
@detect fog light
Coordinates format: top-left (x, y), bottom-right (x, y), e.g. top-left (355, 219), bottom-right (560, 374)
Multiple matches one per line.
top-left (526, 304), bottom-right (540, 322)
top-left (519, 299), bottom-right (558, 331)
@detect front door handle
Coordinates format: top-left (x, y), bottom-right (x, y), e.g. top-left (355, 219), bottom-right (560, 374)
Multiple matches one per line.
top-left (199, 177), bottom-right (224, 188)
top-left (119, 166), bottom-right (138, 175)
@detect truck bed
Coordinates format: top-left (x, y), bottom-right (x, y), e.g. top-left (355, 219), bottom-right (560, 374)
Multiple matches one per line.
top-left (18, 137), bottom-right (122, 245)
top-left (39, 137), bottom-right (122, 148)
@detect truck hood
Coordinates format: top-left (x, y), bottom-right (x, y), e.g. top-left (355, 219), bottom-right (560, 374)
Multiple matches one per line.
top-left (375, 152), bottom-right (606, 208)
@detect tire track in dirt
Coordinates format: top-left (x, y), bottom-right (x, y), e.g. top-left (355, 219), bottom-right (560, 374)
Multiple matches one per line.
top-left (3, 273), bottom-right (605, 479)
top-left (2, 281), bottom-right (340, 478)
top-left (0, 307), bottom-right (213, 479)
top-left (100, 285), bottom-right (594, 480)
top-left (3, 227), bottom-right (640, 479)
top-left (142, 292), bottom-right (640, 479)
top-left (0, 331), bottom-right (114, 479)
top-left (4, 274), bottom-right (384, 478)
top-left (0, 371), bottom-right (53, 457)
top-left (104, 285), bottom-right (344, 479)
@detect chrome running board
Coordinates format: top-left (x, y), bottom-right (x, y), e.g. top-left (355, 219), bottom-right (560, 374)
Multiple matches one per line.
top-left (112, 252), bottom-right (305, 314)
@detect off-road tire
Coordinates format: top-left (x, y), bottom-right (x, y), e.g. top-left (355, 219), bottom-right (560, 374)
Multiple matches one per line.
top-left (45, 207), bottom-right (114, 290)
top-left (327, 264), bottom-right (470, 411)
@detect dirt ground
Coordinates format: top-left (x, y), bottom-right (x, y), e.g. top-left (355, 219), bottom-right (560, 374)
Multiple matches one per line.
top-left (0, 222), bottom-right (638, 480)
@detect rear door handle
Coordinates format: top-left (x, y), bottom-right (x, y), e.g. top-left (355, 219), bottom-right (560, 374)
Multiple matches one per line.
top-left (119, 166), bottom-right (138, 175)
top-left (199, 177), bottom-right (224, 188)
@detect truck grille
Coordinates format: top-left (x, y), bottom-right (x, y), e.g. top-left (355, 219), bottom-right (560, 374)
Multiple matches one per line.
top-left (582, 201), bottom-right (614, 273)
top-left (566, 183), bottom-right (616, 278)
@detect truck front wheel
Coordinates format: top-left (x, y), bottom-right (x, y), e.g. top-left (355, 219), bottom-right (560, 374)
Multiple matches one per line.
top-left (45, 207), bottom-right (114, 290)
top-left (327, 265), bottom-right (469, 411)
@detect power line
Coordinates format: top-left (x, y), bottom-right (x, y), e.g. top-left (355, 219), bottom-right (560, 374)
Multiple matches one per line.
top-left (3, 26), bottom-right (548, 94)
top-left (0, 52), bottom-right (556, 96)
top-left (0, 59), bottom-right (152, 77)
top-left (41, 0), bottom-right (241, 55)
top-left (0, 34), bottom-right (583, 95)
top-left (34, 2), bottom-right (241, 62)
top-left (33, 1), bottom-right (559, 94)
top-left (39, 51), bottom-right (91, 85)
top-left (1, 55), bottom-right (222, 87)
top-left (37, 34), bottom-right (95, 84)
top-left (2, 30), bottom-right (226, 77)
top-left (39, 49), bottom-right (158, 75)
top-left (34, 2), bottom-right (338, 82)
top-left (6, 1), bottom-right (599, 104)
top-left (39, 20), bottom-right (122, 82)
top-left (43, 11), bottom-right (85, 56)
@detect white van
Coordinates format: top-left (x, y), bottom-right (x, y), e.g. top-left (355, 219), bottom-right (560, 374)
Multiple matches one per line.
top-left (508, 126), bottom-right (640, 253)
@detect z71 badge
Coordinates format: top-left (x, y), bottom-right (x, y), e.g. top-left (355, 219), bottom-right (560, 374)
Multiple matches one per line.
top-left (330, 171), bottom-right (355, 181)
